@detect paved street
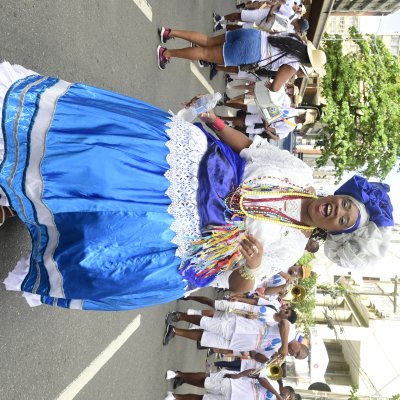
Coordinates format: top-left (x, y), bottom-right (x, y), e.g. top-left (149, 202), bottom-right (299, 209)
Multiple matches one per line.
top-left (0, 1), bottom-right (233, 399)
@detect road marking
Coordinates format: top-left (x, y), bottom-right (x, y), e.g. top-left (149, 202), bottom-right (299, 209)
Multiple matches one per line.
top-left (55, 315), bottom-right (141, 400)
top-left (132, 0), bottom-right (152, 22)
top-left (190, 62), bottom-right (214, 94)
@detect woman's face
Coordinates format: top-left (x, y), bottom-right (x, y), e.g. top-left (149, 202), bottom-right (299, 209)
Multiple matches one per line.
top-left (293, 4), bottom-right (303, 14)
top-left (307, 195), bottom-right (360, 232)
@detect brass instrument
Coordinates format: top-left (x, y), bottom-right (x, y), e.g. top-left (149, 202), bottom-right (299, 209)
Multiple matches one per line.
top-left (284, 284), bottom-right (306, 302)
top-left (226, 303), bottom-right (259, 320)
top-left (282, 276), bottom-right (306, 303)
top-left (249, 353), bottom-right (284, 380)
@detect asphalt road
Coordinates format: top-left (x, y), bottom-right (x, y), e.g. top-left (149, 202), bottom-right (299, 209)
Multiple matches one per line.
top-left (0, 1), bottom-right (235, 399)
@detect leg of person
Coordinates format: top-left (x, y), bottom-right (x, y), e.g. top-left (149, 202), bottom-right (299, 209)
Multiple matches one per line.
top-left (216, 66), bottom-right (240, 74)
top-left (186, 295), bottom-right (216, 308)
top-left (168, 30), bottom-right (225, 47)
top-left (214, 359), bottom-right (242, 370)
top-left (227, 93), bottom-right (246, 102)
top-left (164, 46), bottom-right (224, 65)
top-left (172, 394), bottom-right (204, 400)
top-left (223, 12), bottom-right (242, 22)
top-left (226, 96), bottom-right (245, 104)
top-left (163, 321), bottom-right (203, 345)
top-left (223, 102), bottom-right (247, 111)
top-left (226, 24), bottom-right (242, 31)
top-left (165, 310), bottom-right (204, 325)
top-left (175, 327), bottom-right (203, 341)
top-left (173, 312), bottom-right (203, 325)
top-left (202, 309), bottom-right (215, 317)
top-left (246, 1), bottom-right (266, 10)
top-left (213, 349), bottom-right (235, 355)
top-left (176, 372), bottom-right (207, 388)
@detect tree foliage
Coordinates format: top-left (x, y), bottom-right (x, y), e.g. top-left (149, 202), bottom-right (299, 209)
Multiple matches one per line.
top-left (318, 27), bottom-right (400, 180)
top-left (292, 252), bottom-right (317, 336)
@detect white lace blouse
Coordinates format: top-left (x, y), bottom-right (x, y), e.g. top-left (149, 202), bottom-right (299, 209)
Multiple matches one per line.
top-left (239, 136), bottom-right (314, 281)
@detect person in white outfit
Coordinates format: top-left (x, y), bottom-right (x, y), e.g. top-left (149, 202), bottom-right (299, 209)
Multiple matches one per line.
top-left (163, 308), bottom-right (295, 359)
top-left (164, 368), bottom-right (299, 400)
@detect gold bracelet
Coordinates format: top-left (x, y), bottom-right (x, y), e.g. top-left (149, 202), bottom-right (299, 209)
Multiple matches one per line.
top-left (238, 265), bottom-right (255, 280)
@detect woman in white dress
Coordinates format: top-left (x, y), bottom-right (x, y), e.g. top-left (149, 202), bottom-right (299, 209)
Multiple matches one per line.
top-left (1, 63), bottom-right (394, 311)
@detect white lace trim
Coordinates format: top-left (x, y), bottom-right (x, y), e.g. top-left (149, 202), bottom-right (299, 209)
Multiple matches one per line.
top-left (164, 115), bottom-right (208, 258)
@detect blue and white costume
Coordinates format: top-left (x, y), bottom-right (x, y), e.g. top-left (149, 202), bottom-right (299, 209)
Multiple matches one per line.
top-left (1, 62), bottom-right (314, 311)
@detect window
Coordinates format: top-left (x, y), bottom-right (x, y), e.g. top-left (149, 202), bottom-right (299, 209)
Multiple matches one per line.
top-left (339, 17), bottom-right (345, 34)
top-left (330, 16), bottom-right (336, 34)
top-left (390, 35), bottom-right (400, 55)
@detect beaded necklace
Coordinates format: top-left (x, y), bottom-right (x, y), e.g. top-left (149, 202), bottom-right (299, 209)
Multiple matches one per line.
top-left (225, 176), bottom-right (317, 230)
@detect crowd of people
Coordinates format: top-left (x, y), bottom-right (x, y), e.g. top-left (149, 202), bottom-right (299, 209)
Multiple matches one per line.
top-left (0, 1), bottom-right (395, 399)
top-left (162, 284), bottom-right (308, 399)
top-left (157, 0), bottom-right (324, 142)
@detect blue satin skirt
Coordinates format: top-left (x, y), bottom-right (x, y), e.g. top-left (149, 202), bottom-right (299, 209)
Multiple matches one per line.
top-left (1, 74), bottom-right (244, 311)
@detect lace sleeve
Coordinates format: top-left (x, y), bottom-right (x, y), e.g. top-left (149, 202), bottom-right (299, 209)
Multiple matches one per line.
top-left (240, 137), bottom-right (314, 187)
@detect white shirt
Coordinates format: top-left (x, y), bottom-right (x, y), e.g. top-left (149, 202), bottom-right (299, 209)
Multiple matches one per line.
top-left (239, 138), bottom-right (313, 280)
top-left (229, 310), bottom-right (284, 351)
top-left (216, 300), bottom-right (277, 319)
top-left (259, 33), bottom-right (301, 73)
top-left (256, 298), bottom-right (282, 312)
top-left (258, 322), bottom-right (296, 356)
top-left (264, 274), bottom-right (287, 287)
top-left (230, 375), bottom-right (280, 400)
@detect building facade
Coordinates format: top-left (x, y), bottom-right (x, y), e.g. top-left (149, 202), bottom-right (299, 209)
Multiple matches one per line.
top-left (288, 227), bottom-right (400, 397)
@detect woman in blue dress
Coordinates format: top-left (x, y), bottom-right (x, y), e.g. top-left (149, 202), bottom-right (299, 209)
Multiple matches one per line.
top-left (1, 62), bottom-right (394, 311)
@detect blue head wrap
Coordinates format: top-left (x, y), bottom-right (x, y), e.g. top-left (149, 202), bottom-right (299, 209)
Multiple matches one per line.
top-left (334, 175), bottom-right (394, 233)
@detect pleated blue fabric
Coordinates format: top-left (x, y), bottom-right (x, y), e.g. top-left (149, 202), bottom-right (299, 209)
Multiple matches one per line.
top-left (1, 75), bottom-right (188, 309)
top-left (1, 73), bottom-right (245, 311)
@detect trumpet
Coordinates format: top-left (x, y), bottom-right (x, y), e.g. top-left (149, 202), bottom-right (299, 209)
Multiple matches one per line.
top-left (282, 279), bottom-right (306, 303)
top-left (249, 353), bottom-right (285, 380)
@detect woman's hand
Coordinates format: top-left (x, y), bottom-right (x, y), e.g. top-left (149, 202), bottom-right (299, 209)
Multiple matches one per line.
top-left (182, 94), bottom-right (204, 108)
top-left (240, 234), bottom-right (263, 269)
top-left (198, 110), bottom-right (217, 124)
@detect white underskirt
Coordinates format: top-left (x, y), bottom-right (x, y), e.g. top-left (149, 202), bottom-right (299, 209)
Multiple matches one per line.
top-left (4, 254), bottom-right (42, 306)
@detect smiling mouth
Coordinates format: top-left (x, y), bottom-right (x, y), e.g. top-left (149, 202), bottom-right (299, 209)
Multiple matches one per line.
top-left (319, 203), bottom-right (332, 217)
